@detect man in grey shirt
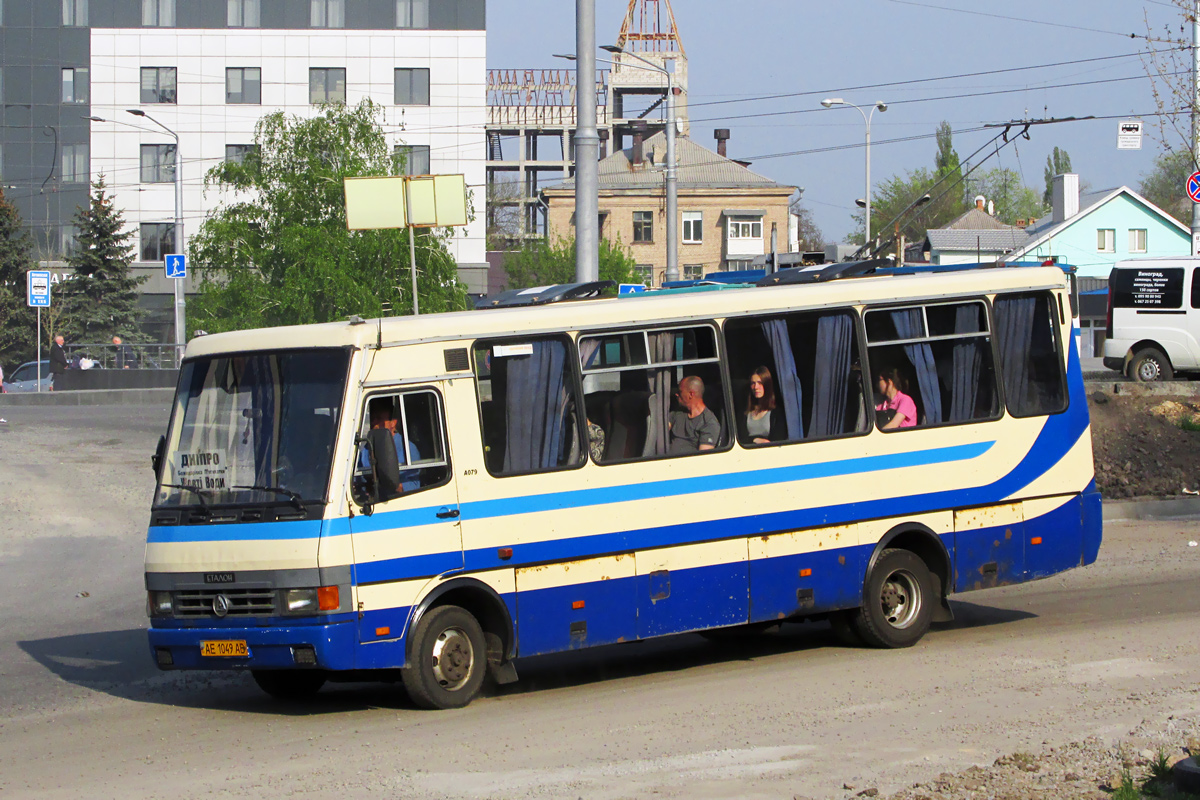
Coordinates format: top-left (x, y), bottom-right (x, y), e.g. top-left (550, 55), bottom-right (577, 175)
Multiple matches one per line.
top-left (668, 375), bottom-right (720, 454)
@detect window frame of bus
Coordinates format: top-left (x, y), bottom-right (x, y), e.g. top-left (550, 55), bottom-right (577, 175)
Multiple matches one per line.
top-left (352, 387), bottom-right (453, 505)
top-left (862, 297), bottom-right (1003, 432)
top-left (991, 289), bottom-right (1069, 419)
top-left (472, 334), bottom-right (588, 478)
top-left (720, 306), bottom-right (873, 449)
top-left (577, 321), bottom-right (735, 464)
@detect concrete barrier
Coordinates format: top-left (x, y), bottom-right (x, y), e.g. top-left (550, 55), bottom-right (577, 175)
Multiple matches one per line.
top-left (1103, 496), bottom-right (1200, 521)
top-left (55, 369), bottom-right (178, 391)
top-left (1083, 380), bottom-right (1200, 397)
top-left (0, 388), bottom-right (174, 407)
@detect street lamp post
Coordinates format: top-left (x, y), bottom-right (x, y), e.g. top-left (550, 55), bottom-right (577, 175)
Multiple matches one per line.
top-left (602, 46), bottom-right (678, 284)
top-left (128, 109), bottom-right (185, 364)
top-left (574, 0), bottom-right (600, 283)
top-left (821, 98), bottom-right (887, 248)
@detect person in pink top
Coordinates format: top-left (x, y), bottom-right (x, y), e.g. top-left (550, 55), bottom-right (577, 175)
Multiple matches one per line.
top-left (875, 367), bottom-right (918, 429)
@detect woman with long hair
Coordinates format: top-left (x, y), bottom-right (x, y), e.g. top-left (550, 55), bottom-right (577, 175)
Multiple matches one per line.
top-left (874, 366), bottom-right (918, 429)
top-left (739, 366), bottom-right (785, 444)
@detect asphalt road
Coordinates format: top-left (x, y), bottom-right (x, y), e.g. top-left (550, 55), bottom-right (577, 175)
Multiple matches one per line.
top-left (1, 406), bottom-right (1199, 800)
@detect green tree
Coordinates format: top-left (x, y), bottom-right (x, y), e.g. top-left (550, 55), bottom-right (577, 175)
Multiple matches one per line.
top-left (791, 202), bottom-right (824, 252)
top-left (0, 189), bottom-right (38, 371)
top-left (1139, 148), bottom-right (1193, 225)
top-left (189, 100), bottom-right (469, 334)
top-left (1043, 147), bottom-right (1073, 207)
top-left (967, 168), bottom-right (1045, 225)
top-left (59, 176), bottom-right (146, 342)
top-left (501, 236), bottom-right (637, 289)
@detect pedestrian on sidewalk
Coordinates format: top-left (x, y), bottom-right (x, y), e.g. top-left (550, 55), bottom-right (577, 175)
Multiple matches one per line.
top-left (49, 334), bottom-right (69, 390)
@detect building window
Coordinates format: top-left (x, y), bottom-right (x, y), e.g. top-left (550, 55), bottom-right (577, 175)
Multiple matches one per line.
top-left (141, 223), bottom-right (175, 262)
top-left (142, 0), bottom-right (175, 26)
top-left (309, 68), bottom-right (346, 104)
top-left (728, 218), bottom-right (763, 239)
top-left (225, 144), bottom-right (257, 164)
top-left (394, 68), bottom-right (430, 105)
top-left (635, 264), bottom-right (654, 285)
top-left (394, 144), bottom-right (430, 175)
top-left (140, 67), bottom-right (177, 104)
top-left (1129, 228), bottom-right (1148, 253)
top-left (225, 68), bottom-right (261, 104)
top-left (60, 224), bottom-right (80, 257)
top-left (140, 144), bottom-right (176, 183)
top-left (1097, 228), bottom-right (1115, 253)
top-left (61, 68), bottom-right (89, 104)
top-left (683, 264), bottom-right (704, 280)
top-left (310, 0), bottom-right (344, 28)
top-left (396, 0), bottom-right (429, 28)
top-left (61, 144), bottom-right (88, 183)
top-left (682, 211), bottom-right (702, 244)
top-left (227, 0), bottom-right (260, 27)
top-left (63, 0), bottom-right (88, 26)
top-left (633, 210), bottom-right (653, 243)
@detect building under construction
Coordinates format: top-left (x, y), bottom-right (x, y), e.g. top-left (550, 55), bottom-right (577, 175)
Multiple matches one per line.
top-left (486, 0), bottom-right (689, 245)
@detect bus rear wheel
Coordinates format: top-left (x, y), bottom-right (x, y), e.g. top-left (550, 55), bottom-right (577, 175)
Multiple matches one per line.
top-left (853, 549), bottom-right (933, 649)
top-left (402, 604), bottom-right (486, 710)
top-left (1129, 347), bottom-right (1173, 382)
top-left (251, 669), bottom-right (327, 699)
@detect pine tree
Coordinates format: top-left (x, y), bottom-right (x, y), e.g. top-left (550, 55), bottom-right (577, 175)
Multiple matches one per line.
top-left (0, 188), bottom-right (38, 371)
top-left (60, 176), bottom-right (146, 342)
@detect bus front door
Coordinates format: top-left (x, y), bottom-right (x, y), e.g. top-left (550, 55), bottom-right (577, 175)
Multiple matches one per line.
top-left (346, 386), bottom-right (463, 657)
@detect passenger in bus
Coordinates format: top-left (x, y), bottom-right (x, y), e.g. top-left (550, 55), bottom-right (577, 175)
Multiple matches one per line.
top-left (669, 375), bottom-right (720, 453)
top-left (359, 401), bottom-right (423, 493)
top-left (738, 366), bottom-right (785, 444)
top-left (874, 367), bottom-right (918, 430)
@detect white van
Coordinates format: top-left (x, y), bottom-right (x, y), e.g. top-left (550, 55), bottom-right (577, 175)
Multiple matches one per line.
top-left (1103, 257), bottom-right (1200, 381)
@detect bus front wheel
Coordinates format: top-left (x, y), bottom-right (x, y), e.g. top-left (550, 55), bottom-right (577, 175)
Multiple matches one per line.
top-left (853, 549), bottom-right (933, 649)
top-left (402, 604), bottom-right (487, 709)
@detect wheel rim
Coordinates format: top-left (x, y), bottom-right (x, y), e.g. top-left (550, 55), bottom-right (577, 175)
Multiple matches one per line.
top-left (1138, 359), bottom-right (1160, 381)
top-left (430, 626), bottom-right (475, 691)
top-left (878, 568), bottom-right (922, 629)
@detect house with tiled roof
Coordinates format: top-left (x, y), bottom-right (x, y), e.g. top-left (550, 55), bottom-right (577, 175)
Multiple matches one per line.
top-left (542, 129), bottom-right (796, 286)
top-left (919, 200), bottom-right (1031, 265)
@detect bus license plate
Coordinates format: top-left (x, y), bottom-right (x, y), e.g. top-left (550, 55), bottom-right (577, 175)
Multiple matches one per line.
top-left (201, 640), bottom-right (249, 657)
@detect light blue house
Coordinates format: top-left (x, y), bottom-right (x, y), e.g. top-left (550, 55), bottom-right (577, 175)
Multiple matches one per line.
top-left (1004, 174), bottom-right (1190, 278)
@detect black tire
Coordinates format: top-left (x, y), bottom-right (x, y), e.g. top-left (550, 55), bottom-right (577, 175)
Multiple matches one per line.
top-left (251, 669), bottom-right (327, 699)
top-left (402, 605), bottom-right (487, 710)
top-left (852, 549), bottom-right (934, 649)
top-left (828, 610), bottom-right (864, 647)
top-left (1129, 347), bottom-right (1173, 382)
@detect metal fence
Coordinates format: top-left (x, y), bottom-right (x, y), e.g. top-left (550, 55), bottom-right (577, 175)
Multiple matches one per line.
top-left (63, 343), bottom-right (183, 370)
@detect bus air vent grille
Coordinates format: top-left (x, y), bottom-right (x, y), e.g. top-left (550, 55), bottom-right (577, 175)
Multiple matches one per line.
top-left (444, 348), bottom-right (470, 371)
top-left (174, 589), bottom-right (277, 618)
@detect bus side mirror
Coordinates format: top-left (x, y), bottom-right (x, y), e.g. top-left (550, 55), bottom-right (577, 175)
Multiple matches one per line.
top-left (364, 427), bottom-right (401, 503)
top-left (151, 434), bottom-right (166, 478)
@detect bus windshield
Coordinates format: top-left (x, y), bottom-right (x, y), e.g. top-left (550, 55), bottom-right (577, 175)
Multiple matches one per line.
top-left (155, 349), bottom-right (351, 508)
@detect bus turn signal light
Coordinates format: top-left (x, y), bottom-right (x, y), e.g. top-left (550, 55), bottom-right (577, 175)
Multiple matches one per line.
top-left (318, 586), bottom-right (340, 610)
top-left (1030, 537), bottom-right (1043, 545)
top-left (572, 600), bottom-right (585, 609)
top-left (799, 568), bottom-right (812, 577)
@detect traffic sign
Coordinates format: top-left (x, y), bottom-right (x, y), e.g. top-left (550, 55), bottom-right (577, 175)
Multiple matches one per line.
top-left (618, 283), bottom-right (647, 294)
top-left (26, 270), bottom-right (51, 308)
top-left (165, 253), bottom-right (187, 279)
top-left (1188, 172), bottom-right (1200, 204)
top-left (1117, 119), bottom-right (1142, 150)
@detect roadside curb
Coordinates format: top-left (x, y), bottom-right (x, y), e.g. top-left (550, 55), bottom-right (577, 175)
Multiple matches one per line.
top-left (0, 388), bottom-right (173, 407)
top-left (1084, 380), bottom-right (1200, 397)
top-left (1104, 496), bottom-right (1200, 521)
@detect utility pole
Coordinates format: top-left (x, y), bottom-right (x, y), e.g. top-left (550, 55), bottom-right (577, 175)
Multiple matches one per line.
top-left (574, 0), bottom-right (600, 282)
top-left (1193, 0), bottom-right (1200, 255)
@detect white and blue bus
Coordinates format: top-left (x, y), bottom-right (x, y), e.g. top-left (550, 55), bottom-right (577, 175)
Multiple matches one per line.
top-left (145, 263), bottom-right (1101, 708)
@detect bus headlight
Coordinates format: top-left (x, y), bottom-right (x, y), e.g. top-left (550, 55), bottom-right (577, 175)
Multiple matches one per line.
top-left (148, 591), bottom-right (173, 617)
top-left (284, 586), bottom-right (340, 614)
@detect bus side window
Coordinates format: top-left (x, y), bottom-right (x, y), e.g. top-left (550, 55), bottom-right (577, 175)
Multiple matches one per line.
top-left (993, 292), bottom-right (1068, 417)
top-left (473, 337), bottom-right (585, 477)
top-left (352, 390), bottom-right (450, 503)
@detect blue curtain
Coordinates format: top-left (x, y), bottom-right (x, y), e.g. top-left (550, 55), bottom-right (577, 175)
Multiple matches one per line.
top-left (644, 332), bottom-right (675, 456)
top-left (502, 340), bottom-right (568, 473)
top-left (761, 318), bottom-right (804, 439)
top-left (810, 313), bottom-right (853, 437)
top-left (891, 309), bottom-right (942, 425)
top-left (948, 305), bottom-right (983, 422)
top-left (994, 295), bottom-right (1036, 415)
top-left (246, 356), bottom-right (277, 485)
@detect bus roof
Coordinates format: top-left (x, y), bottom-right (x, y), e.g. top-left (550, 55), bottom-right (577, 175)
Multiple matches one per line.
top-left (185, 265), bottom-right (1068, 360)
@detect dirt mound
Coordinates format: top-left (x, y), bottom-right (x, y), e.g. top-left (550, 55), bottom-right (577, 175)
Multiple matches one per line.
top-left (1089, 393), bottom-right (1200, 498)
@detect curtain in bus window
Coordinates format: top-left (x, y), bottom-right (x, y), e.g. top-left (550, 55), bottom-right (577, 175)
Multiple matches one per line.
top-left (643, 332), bottom-right (674, 457)
top-left (578, 338), bottom-right (602, 370)
top-left (994, 295), bottom-right (1037, 415)
top-left (502, 340), bottom-right (568, 473)
top-left (948, 304), bottom-right (983, 423)
top-left (760, 318), bottom-right (804, 439)
top-left (810, 312), bottom-right (853, 437)
top-left (891, 308), bottom-right (942, 424)
top-left (245, 357), bottom-right (278, 486)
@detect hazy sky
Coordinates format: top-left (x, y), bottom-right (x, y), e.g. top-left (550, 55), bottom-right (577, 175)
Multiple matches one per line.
top-left (486, 0), bottom-right (1189, 242)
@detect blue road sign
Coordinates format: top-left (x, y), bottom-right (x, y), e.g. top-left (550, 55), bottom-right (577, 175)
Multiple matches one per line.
top-left (165, 253), bottom-right (187, 279)
top-left (1188, 171), bottom-right (1200, 204)
top-left (618, 283), bottom-right (647, 294)
top-left (27, 270), bottom-right (51, 308)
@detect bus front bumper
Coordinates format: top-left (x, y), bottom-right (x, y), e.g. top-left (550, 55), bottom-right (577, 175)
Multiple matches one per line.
top-left (148, 618), bottom-right (357, 671)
